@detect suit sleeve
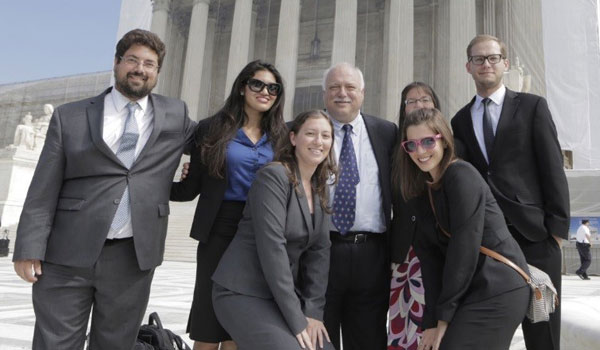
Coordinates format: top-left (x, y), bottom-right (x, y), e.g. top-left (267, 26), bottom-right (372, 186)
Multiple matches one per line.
top-left (250, 165), bottom-right (308, 335)
top-left (299, 212), bottom-right (331, 321)
top-left (435, 164), bottom-right (486, 323)
top-left (532, 97), bottom-right (570, 239)
top-left (13, 109), bottom-right (66, 261)
top-left (418, 235), bottom-right (444, 330)
top-left (170, 141), bottom-right (203, 201)
top-left (182, 102), bottom-right (197, 154)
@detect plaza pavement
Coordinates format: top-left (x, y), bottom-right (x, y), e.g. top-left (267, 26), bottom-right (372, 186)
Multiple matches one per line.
top-left (0, 254), bottom-right (598, 350)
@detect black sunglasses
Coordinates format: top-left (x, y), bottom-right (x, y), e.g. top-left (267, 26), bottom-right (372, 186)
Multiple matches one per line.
top-left (247, 78), bottom-right (282, 96)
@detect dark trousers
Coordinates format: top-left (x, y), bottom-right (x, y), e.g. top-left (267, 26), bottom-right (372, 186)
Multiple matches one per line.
top-left (511, 228), bottom-right (562, 350)
top-left (324, 233), bottom-right (389, 350)
top-left (32, 238), bottom-right (154, 350)
top-left (576, 242), bottom-right (592, 275)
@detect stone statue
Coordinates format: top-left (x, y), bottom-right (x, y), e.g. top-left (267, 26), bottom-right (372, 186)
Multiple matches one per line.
top-left (34, 104), bottom-right (53, 146)
top-left (504, 56), bottom-right (531, 93)
top-left (12, 112), bottom-right (36, 150)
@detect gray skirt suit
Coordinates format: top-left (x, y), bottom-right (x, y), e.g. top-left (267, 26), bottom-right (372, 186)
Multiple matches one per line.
top-left (212, 163), bottom-right (335, 350)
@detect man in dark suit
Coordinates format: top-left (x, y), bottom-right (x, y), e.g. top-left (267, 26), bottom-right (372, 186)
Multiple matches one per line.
top-left (321, 62), bottom-right (397, 350)
top-left (12, 29), bottom-right (195, 350)
top-left (452, 34), bottom-right (570, 350)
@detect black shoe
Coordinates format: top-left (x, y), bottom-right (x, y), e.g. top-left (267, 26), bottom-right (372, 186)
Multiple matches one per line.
top-left (576, 272), bottom-right (585, 280)
top-left (583, 273), bottom-right (591, 280)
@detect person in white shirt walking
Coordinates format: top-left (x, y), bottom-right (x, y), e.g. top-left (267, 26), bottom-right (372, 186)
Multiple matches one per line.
top-left (575, 220), bottom-right (593, 280)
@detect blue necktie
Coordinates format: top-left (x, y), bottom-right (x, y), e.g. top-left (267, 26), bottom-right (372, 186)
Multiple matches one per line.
top-left (482, 98), bottom-right (494, 162)
top-left (110, 102), bottom-right (140, 230)
top-left (332, 124), bottom-right (360, 234)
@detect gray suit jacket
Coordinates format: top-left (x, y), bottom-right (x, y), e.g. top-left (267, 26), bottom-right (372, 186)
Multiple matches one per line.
top-left (212, 163), bottom-right (331, 335)
top-left (13, 87), bottom-right (195, 270)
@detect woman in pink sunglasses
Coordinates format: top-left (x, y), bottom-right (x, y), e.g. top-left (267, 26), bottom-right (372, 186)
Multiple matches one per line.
top-left (391, 108), bottom-right (530, 350)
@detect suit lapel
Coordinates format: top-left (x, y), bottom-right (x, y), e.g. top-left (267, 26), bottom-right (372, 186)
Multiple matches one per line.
top-left (134, 93), bottom-right (165, 165)
top-left (87, 88), bottom-right (124, 165)
top-left (461, 97), bottom-right (489, 167)
top-left (296, 170), bottom-right (314, 236)
top-left (490, 89), bottom-right (519, 163)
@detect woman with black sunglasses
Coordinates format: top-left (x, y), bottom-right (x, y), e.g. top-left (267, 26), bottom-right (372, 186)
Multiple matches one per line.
top-left (391, 108), bottom-right (530, 350)
top-left (170, 60), bottom-right (287, 350)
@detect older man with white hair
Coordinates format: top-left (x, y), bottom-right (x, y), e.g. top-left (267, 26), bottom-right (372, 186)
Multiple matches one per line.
top-left (321, 62), bottom-right (397, 350)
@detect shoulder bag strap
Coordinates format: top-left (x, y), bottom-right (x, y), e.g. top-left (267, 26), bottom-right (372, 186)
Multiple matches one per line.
top-left (427, 187), bottom-right (531, 283)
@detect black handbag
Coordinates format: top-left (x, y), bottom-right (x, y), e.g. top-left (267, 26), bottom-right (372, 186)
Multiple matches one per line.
top-left (135, 312), bottom-right (191, 350)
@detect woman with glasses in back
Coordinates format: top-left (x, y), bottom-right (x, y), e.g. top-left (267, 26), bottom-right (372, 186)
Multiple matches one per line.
top-left (170, 60), bottom-right (287, 350)
top-left (392, 108), bottom-right (529, 350)
top-left (388, 82), bottom-right (439, 350)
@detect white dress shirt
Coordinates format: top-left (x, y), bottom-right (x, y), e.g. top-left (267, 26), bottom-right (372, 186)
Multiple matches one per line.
top-left (328, 113), bottom-right (386, 233)
top-left (470, 84), bottom-right (506, 163)
top-left (576, 224), bottom-right (591, 244)
top-left (104, 88), bottom-right (154, 239)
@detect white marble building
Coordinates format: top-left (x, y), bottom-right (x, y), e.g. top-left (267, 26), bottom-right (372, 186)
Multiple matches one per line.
top-left (148, 0), bottom-right (547, 123)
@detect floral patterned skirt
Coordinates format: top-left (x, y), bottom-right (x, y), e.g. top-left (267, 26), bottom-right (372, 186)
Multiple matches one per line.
top-left (388, 246), bottom-right (425, 350)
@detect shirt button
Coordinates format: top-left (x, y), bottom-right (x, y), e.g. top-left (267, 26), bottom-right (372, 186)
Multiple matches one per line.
top-left (114, 199), bottom-right (121, 204)
top-left (411, 216), bottom-right (416, 222)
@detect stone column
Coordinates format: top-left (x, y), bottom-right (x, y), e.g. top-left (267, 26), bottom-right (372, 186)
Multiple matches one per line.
top-left (501, 0), bottom-right (546, 96)
top-left (483, 0), bottom-right (496, 35)
top-left (331, 0), bottom-right (357, 65)
top-left (198, 17), bottom-right (216, 119)
top-left (435, 0), bottom-right (476, 118)
top-left (150, 0), bottom-right (171, 42)
top-left (275, 0), bottom-right (301, 121)
top-left (180, 0), bottom-right (211, 121)
top-left (150, 0), bottom-right (171, 95)
top-left (381, 0), bottom-right (413, 122)
top-left (225, 0), bottom-right (254, 96)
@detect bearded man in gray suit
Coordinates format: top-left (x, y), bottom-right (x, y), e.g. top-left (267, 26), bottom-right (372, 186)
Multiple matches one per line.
top-left (13, 29), bottom-right (196, 350)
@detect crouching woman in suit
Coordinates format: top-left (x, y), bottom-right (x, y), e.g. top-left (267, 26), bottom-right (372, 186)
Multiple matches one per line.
top-left (212, 110), bottom-right (337, 350)
top-left (392, 108), bottom-right (530, 350)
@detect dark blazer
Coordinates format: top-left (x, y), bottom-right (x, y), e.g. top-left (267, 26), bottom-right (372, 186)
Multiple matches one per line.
top-left (170, 116), bottom-right (228, 243)
top-left (412, 161), bottom-right (528, 328)
top-left (361, 114), bottom-right (398, 231)
top-left (451, 89), bottom-right (569, 241)
top-left (13, 87), bottom-right (196, 270)
top-left (212, 163), bottom-right (331, 336)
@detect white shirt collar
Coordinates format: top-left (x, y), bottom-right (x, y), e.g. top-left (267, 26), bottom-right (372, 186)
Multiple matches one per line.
top-left (110, 87), bottom-right (149, 114)
top-left (475, 84), bottom-right (506, 107)
top-left (329, 111), bottom-right (363, 135)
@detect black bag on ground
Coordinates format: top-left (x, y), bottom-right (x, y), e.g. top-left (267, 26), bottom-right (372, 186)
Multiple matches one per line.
top-left (135, 312), bottom-right (191, 350)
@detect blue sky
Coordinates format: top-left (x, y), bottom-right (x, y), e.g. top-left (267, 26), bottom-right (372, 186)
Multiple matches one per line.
top-left (0, 1), bottom-right (122, 85)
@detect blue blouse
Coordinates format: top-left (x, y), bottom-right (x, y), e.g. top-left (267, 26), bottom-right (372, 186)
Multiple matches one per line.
top-left (224, 128), bottom-right (274, 201)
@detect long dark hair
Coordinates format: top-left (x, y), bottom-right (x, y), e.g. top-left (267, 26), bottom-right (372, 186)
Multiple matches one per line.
top-left (398, 82), bottom-right (441, 131)
top-left (200, 60), bottom-right (287, 178)
top-left (274, 110), bottom-right (337, 212)
top-left (392, 108), bottom-right (455, 201)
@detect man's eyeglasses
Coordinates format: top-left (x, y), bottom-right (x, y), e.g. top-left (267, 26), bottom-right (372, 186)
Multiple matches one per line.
top-left (405, 96), bottom-right (433, 106)
top-left (247, 78), bottom-right (282, 96)
top-left (401, 134), bottom-right (442, 153)
top-left (468, 54), bottom-right (504, 65)
top-left (120, 56), bottom-right (159, 71)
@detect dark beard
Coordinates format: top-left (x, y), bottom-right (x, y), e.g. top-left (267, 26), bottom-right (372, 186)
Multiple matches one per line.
top-left (115, 72), bottom-right (156, 99)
